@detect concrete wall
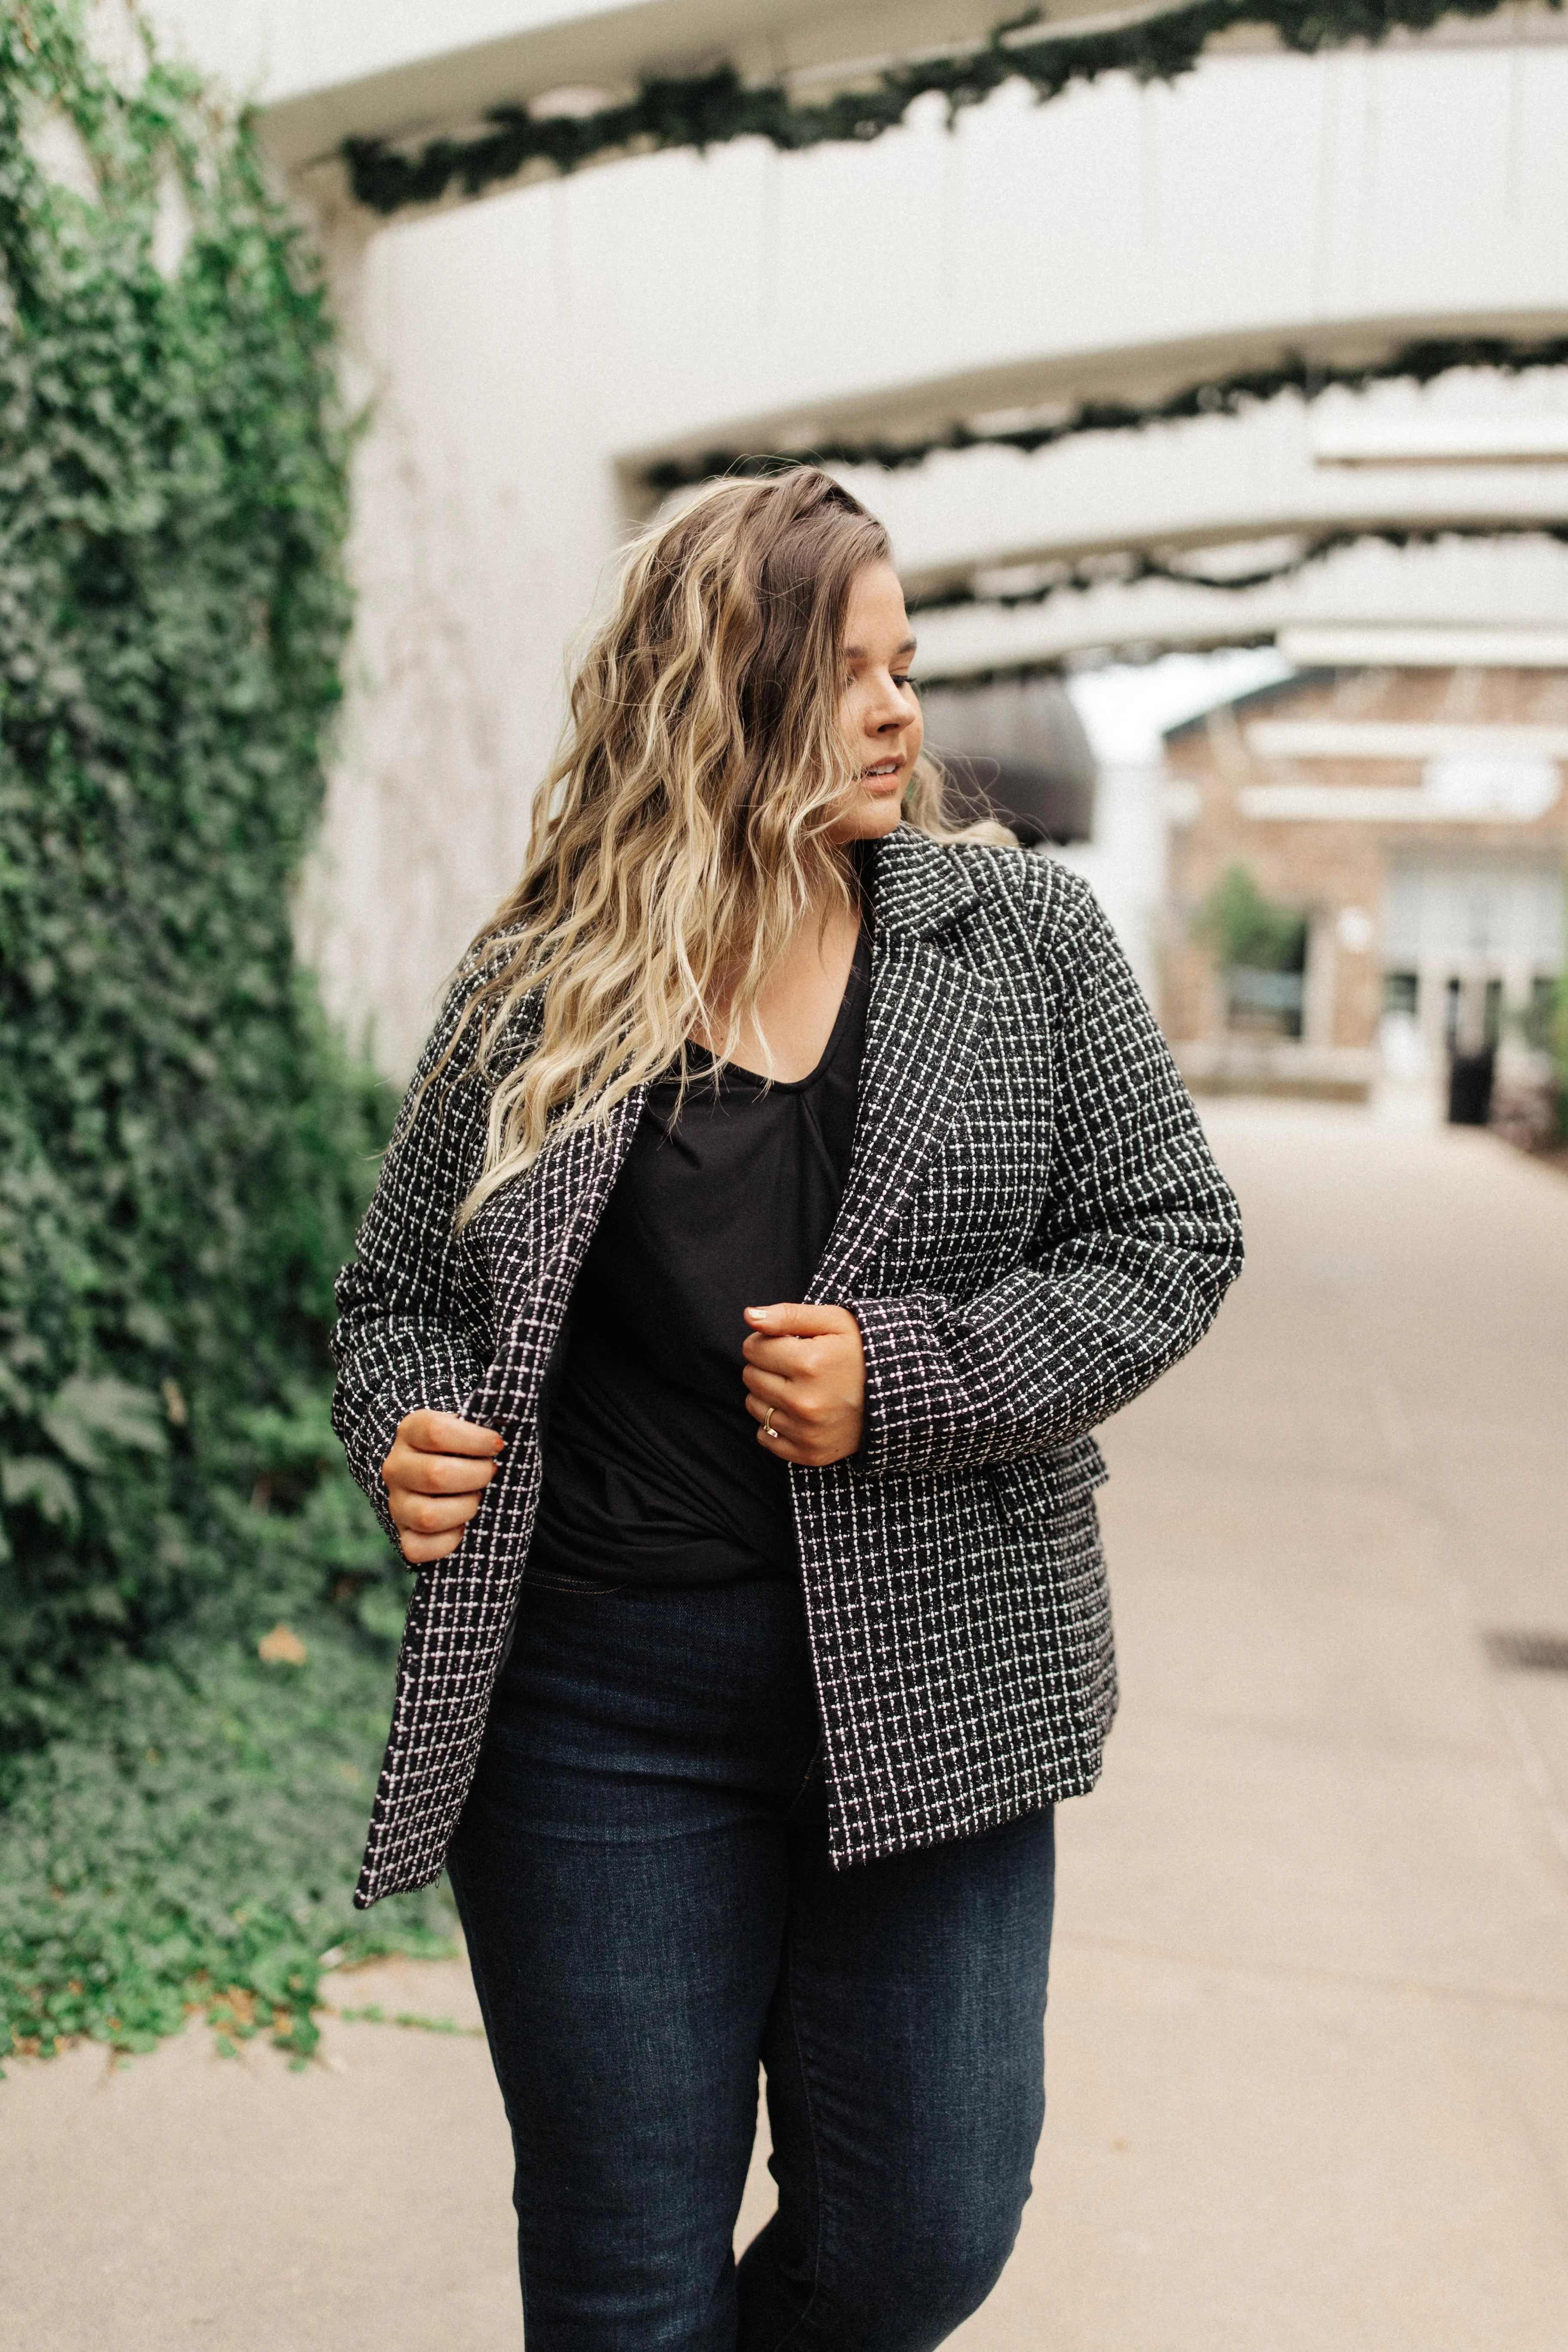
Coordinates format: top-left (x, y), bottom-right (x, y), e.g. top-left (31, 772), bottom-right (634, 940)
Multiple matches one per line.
top-left (290, 186), bottom-right (623, 1071)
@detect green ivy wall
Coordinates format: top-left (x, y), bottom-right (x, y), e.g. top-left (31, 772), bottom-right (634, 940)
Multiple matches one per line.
top-left (0, 3), bottom-right (445, 2063)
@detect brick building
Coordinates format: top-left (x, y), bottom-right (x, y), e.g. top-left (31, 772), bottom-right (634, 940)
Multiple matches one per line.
top-left (1162, 665), bottom-right (1567, 1103)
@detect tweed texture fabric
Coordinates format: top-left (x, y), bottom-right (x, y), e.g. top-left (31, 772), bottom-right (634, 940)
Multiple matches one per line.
top-left (332, 828), bottom-right (1243, 1903)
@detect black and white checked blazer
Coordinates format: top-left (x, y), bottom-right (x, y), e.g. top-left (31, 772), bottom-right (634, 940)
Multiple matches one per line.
top-left (332, 826), bottom-right (1242, 1904)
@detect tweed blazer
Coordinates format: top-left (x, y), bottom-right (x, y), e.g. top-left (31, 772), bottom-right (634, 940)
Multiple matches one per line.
top-left (332, 827), bottom-right (1243, 1905)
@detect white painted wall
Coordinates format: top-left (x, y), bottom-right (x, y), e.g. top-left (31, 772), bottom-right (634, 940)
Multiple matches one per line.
top-left (1053, 767), bottom-right (1172, 1010)
top-left (292, 187), bottom-right (624, 1069)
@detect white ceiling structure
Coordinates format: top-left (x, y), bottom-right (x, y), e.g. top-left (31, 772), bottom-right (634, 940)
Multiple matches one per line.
top-left (148, 0), bottom-right (1141, 164)
top-left (134, 0), bottom-right (1568, 1066)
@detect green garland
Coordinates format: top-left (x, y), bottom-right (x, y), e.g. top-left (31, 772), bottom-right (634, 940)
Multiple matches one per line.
top-left (642, 335), bottom-right (1568, 496)
top-left (908, 519), bottom-right (1568, 617)
top-left (917, 651), bottom-right (1238, 690)
top-left (342, 0), bottom-right (1533, 216)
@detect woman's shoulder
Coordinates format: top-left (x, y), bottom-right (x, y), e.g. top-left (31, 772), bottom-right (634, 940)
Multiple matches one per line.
top-left (935, 836), bottom-right (1110, 968)
top-left (414, 929), bottom-right (540, 1087)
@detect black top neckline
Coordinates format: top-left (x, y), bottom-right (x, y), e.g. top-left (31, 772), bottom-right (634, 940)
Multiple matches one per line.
top-left (529, 904), bottom-right (873, 1589)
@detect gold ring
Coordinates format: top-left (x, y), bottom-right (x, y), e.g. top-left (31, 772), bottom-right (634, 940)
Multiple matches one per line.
top-left (762, 1409), bottom-right (776, 1439)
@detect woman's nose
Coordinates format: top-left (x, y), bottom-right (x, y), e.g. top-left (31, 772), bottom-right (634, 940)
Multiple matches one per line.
top-left (866, 675), bottom-right (915, 731)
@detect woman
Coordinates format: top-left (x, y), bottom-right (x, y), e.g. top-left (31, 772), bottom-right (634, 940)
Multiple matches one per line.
top-left (332, 468), bottom-right (1242, 2350)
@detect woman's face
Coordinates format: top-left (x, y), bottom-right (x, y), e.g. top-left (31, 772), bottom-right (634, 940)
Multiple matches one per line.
top-left (828, 560), bottom-right (923, 844)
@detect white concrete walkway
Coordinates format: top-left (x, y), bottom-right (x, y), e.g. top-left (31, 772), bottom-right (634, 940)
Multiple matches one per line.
top-left (4, 1103), bottom-right (1567, 2349)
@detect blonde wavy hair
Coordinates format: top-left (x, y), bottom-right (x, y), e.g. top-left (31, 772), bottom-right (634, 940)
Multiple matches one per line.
top-left (448, 467), bottom-right (997, 1225)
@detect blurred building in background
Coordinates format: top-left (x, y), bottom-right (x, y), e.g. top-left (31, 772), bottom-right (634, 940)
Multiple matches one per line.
top-left (1161, 663), bottom-right (1568, 1121)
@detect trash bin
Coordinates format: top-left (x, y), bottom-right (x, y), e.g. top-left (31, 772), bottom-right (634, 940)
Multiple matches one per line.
top-left (1446, 1045), bottom-right (1495, 1126)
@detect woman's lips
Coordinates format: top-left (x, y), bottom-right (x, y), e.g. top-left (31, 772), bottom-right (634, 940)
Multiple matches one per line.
top-left (859, 761), bottom-right (904, 795)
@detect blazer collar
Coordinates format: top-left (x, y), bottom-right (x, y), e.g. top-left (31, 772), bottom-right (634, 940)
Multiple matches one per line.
top-left (810, 831), bottom-right (996, 1301)
top-left (866, 825), bottom-right (980, 940)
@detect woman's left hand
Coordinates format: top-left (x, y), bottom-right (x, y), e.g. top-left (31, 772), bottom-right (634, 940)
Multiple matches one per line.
top-left (742, 1303), bottom-right (865, 1465)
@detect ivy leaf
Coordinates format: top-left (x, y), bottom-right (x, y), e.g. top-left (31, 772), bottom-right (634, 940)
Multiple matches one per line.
top-left (124, 1301), bottom-right (174, 1350)
top-left (40, 1375), bottom-right (168, 1472)
top-left (1, 1454), bottom-right (80, 1528)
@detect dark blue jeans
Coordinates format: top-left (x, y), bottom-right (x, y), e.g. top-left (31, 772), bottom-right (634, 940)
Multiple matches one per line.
top-left (446, 1573), bottom-right (1055, 2352)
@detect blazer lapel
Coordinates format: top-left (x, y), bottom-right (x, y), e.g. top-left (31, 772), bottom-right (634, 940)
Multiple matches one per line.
top-left (810, 831), bottom-right (996, 1300)
top-left (466, 1084), bottom-right (646, 1424)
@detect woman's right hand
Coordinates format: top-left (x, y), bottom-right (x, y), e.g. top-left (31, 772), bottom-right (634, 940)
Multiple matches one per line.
top-left (381, 1410), bottom-right (505, 1565)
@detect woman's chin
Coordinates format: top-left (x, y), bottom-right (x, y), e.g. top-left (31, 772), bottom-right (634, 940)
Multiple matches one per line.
top-left (829, 788), bottom-right (907, 845)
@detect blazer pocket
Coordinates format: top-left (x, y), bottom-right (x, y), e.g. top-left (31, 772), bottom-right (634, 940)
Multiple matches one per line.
top-left (990, 1433), bottom-right (1109, 1526)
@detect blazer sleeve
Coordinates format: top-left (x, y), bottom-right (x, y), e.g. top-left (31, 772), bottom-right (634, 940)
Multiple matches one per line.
top-left (329, 980), bottom-right (503, 1548)
top-left (853, 876), bottom-right (1243, 1476)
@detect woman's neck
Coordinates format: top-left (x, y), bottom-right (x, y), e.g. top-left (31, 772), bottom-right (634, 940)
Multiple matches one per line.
top-left (700, 870), bottom-right (863, 1084)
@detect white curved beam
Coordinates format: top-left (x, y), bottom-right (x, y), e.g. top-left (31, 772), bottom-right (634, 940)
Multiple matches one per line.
top-left (607, 32), bottom-right (1568, 475)
top-left (847, 377), bottom-right (1568, 599)
top-left (147, 0), bottom-right (1136, 169)
top-left (908, 534), bottom-right (1568, 675)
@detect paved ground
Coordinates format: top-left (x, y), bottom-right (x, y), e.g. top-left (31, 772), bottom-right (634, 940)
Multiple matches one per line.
top-left (4, 1102), bottom-right (1568, 2350)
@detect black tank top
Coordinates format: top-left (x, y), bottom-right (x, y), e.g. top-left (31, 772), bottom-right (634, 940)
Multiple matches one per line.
top-left (528, 916), bottom-right (871, 1587)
